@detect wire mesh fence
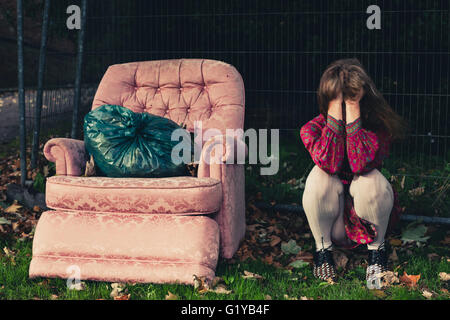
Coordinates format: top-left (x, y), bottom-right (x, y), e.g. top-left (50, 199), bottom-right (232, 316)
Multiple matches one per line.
top-left (1, 0), bottom-right (449, 175)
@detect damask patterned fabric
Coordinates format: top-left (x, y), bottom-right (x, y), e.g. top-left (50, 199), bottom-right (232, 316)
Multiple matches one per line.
top-left (29, 211), bottom-right (220, 284)
top-left (34, 59), bottom-right (247, 284)
top-left (300, 113), bottom-right (402, 248)
top-left (46, 175), bottom-right (222, 215)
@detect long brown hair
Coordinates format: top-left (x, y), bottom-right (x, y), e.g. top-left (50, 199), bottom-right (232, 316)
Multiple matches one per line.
top-left (317, 58), bottom-right (408, 141)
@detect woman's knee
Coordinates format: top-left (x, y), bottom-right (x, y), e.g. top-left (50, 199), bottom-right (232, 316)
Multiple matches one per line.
top-left (350, 169), bottom-right (393, 206)
top-left (303, 165), bottom-right (344, 203)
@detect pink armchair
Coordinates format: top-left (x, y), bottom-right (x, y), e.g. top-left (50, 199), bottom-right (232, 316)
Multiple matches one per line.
top-left (29, 59), bottom-right (246, 284)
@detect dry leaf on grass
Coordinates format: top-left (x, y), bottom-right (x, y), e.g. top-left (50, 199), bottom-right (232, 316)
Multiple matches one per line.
top-left (67, 281), bottom-right (86, 291)
top-left (242, 270), bottom-right (265, 280)
top-left (114, 294), bottom-right (130, 300)
top-left (422, 290), bottom-right (433, 299)
top-left (110, 283), bottom-right (127, 298)
top-left (399, 272), bottom-right (421, 287)
top-left (193, 275), bottom-right (210, 294)
top-left (165, 291), bottom-right (179, 300)
top-left (4, 202), bottom-right (22, 213)
top-left (380, 271), bottom-right (400, 288)
top-left (210, 285), bottom-right (232, 295)
top-left (3, 247), bottom-right (15, 257)
top-left (439, 272), bottom-right (450, 281)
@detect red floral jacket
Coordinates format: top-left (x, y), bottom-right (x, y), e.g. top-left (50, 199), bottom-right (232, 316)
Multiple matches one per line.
top-left (300, 113), bottom-right (402, 248)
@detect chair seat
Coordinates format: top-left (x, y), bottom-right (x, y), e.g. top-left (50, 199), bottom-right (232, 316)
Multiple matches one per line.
top-left (46, 176), bottom-right (222, 215)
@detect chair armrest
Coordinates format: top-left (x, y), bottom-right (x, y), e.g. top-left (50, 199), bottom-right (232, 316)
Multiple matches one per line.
top-left (197, 134), bottom-right (248, 174)
top-left (43, 138), bottom-right (87, 176)
top-left (197, 135), bottom-right (247, 258)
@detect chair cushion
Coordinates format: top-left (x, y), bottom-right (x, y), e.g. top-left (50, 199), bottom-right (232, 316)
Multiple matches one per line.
top-left (46, 176), bottom-right (222, 215)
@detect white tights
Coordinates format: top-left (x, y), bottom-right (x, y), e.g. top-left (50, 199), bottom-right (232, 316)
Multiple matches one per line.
top-left (302, 165), bottom-right (394, 251)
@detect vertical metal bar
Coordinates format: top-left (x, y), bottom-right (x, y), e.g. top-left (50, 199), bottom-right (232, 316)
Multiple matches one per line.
top-left (17, 0), bottom-right (27, 186)
top-left (71, 0), bottom-right (87, 139)
top-left (31, 0), bottom-right (50, 169)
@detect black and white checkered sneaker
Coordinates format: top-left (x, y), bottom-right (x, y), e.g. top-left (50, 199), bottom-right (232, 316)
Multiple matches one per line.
top-left (366, 242), bottom-right (388, 289)
top-left (313, 247), bottom-right (337, 282)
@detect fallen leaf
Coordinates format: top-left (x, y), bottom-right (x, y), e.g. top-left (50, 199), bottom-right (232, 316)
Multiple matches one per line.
top-left (300, 296), bottom-right (312, 300)
top-left (401, 224), bottom-right (430, 243)
top-left (67, 281), bottom-right (86, 291)
top-left (165, 291), bottom-right (179, 300)
top-left (32, 205), bottom-right (40, 212)
top-left (211, 284), bottom-right (232, 295)
top-left (264, 295), bottom-right (272, 300)
top-left (283, 294), bottom-right (298, 300)
top-left (270, 235), bottom-right (281, 247)
top-left (399, 272), bottom-right (421, 287)
top-left (380, 271), bottom-right (400, 288)
top-left (439, 272), bottom-right (450, 281)
top-left (288, 259), bottom-right (309, 269)
top-left (110, 283), bottom-right (127, 298)
top-left (193, 275), bottom-right (209, 294)
top-left (408, 186), bottom-right (425, 197)
top-left (389, 238), bottom-right (402, 247)
top-left (242, 270), bottom-right (265, 280)
top-left (400, 176), bottom-right (405, 189)
top-left (211, 276), bottom-right (223, 288)
top-left (422, 290), bottom-right (433, 299)
top-left (0, 217), bottom-right (11, 225)
top-left (3, 247), bottom-right (15, 257)
top-left (50, 294), bottom-right (58, 300)
top-left (371, 289), bottom-right (387, 299)
top-left (4, 202), bottom-right (22, 213)
top-left (281, 239), bottom-right (301, 255)
top-left (114, 294), bottom-right (130, 300)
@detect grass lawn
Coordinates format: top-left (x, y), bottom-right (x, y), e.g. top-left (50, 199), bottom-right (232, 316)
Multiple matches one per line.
top-left (0, 234), bottom-right (449, 300)
top-left (0, 129), bottom-right (449, 300)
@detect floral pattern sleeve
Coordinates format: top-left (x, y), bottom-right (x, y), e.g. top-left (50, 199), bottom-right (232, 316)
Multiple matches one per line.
top-left (345, 117), bottom-right (391, 174)
top-left (300, 114), bottom-right (345, 174)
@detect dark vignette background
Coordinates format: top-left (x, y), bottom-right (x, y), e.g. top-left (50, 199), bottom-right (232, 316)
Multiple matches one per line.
top-left (0, 0), bottom-right (449, 168)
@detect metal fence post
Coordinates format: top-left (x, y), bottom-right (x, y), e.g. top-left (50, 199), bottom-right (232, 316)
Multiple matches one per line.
top-left (31, 0), bottom-right (51, 169)
top-left (71, 0), bottom-right (87, 139)
top-left (17, 0), bottom-right (26, 186)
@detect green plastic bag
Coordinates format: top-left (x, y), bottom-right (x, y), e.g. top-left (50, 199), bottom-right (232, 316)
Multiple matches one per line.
top-left (84, 104), bottom-right (190, 178)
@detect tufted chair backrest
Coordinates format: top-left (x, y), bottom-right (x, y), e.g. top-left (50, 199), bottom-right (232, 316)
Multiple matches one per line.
top-left (92, 59), bottom-right (245, 137)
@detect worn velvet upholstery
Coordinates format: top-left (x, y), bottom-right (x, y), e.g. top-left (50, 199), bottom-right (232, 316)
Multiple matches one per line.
top-left (30, 59), bottom-right (246, 284)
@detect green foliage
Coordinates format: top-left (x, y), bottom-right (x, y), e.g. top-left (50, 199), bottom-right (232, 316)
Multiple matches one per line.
top-left (281, 240), bottom-right (301, 255)
top-left (33, 172), bottom-right (45, 194)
